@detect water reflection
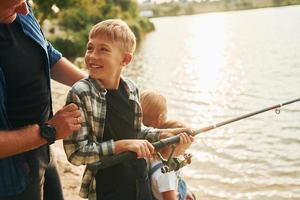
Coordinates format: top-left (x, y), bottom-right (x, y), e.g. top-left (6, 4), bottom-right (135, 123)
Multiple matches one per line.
top-left (127, 5), bottom-right (300, 200)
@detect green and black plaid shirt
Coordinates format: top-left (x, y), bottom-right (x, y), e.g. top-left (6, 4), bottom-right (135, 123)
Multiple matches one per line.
top-left (63, 76), bottom-right (161, 200)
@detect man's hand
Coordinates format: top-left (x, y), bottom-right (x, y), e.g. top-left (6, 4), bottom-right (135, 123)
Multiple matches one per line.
top-left (47, 103), bottom-right (83, 140)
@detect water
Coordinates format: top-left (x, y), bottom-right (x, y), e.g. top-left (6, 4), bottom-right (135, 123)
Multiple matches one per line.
top-left (126, 5), bottom-right (300, 200)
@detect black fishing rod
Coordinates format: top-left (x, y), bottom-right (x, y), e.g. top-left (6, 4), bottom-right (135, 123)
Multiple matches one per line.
top-left (90, 98), bottom-right (300, 171)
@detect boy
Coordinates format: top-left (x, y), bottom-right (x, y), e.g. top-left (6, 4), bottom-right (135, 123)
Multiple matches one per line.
top-left (140, 90), bottom-right (196, 200)
top-left (63, 19), bottom-right (190, 200)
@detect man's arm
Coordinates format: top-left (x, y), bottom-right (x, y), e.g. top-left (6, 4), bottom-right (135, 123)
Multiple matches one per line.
top-left (51, 57), bottom-right (86, 86)
top-left (0, 103), bottom-right (82, 159)
top-left (0, 125), bottom-right (45, 158)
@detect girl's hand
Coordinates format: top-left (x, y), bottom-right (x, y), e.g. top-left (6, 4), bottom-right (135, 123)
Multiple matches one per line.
top-left (174, 132), bottom-right (194, 156)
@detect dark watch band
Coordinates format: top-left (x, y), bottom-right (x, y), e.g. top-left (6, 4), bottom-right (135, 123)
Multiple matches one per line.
top-left (40, 123), bottom-right (56, 145)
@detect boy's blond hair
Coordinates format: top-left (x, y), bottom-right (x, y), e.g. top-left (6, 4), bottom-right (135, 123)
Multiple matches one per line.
top-left (89, 19), bottom-right (136, 53)
top-left (140, 90), bottom-right (167, 127)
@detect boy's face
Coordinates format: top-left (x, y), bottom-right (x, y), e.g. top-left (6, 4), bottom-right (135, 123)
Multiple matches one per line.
top-left (0, 0), bottom-right (29, 24)
top-left (85, 35), bottom-right (129, 87)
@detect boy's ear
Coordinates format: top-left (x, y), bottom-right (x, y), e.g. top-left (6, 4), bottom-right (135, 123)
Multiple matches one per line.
top-left (121, 53), bottom-right (132, 66)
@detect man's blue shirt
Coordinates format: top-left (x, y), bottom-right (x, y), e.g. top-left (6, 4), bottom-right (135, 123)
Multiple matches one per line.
top-left (0, 7), bottom-right (61, 196)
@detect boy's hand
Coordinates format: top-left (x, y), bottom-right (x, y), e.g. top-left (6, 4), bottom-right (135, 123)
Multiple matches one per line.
top-left (114, 139), bottom-right (154, 159)
top-left (47, 103), bottom-right (83, 140)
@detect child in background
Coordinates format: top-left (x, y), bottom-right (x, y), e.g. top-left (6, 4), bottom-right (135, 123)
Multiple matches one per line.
top-left (140, 90), bottom-right (196, 200)
top-left (63, 19), bottom-right (191, 200)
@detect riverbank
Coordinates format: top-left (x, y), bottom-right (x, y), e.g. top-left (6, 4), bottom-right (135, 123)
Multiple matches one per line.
top-left (139, 0), bottom-right (300, 18)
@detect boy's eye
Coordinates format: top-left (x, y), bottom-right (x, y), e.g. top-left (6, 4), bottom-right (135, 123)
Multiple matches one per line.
top-left (100, 47), bottom-right (109, 52)
top-left (87, 46), bottom-right (93, 51)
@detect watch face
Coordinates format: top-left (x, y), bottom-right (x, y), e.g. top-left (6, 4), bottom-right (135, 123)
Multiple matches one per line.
top-left (41, 124), bottom-right (56, 144)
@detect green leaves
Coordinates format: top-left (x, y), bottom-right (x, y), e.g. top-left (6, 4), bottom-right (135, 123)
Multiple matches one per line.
top-left (34, 0), bottom-right (154, 60)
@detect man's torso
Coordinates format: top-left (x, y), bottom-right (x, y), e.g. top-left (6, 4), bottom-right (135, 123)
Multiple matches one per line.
top-left (0, 19), bottom-right (50, 128)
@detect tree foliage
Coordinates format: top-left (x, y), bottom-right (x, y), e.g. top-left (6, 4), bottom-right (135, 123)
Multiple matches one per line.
top-left (34, 0), bottom-right (154, 60)
top-left (33, 0), bottom-right (75, 24)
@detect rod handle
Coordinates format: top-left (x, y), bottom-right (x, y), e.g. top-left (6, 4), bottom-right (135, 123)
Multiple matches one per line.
top-left (152, 135), bottom-right (180, 149)
top-left (91, 135), bottom-right (181, 170)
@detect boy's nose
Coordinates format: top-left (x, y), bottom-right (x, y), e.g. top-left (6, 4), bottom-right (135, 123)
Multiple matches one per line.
top-left (15, 2), bottom-right (29, 16)
top-left (89, 52), bottom-right (98, 60)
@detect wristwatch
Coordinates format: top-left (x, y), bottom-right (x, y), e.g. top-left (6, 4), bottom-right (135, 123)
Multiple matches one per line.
top-left (40, 123), bottom-right (56, 145)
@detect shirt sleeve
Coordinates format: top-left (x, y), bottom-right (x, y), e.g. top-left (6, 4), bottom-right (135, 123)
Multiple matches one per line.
top-left (156, 171), bottom-right (177, 193)
top-left (46, 41), bottom-right (62, 68)
top-left (140, 125), bottom-right (161, 143)
top-left (63, 88), bottom-right (115, 166)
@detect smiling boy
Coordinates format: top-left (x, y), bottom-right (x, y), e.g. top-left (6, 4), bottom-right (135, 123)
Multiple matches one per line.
top-left (63, 19), bottom-right (190, 200)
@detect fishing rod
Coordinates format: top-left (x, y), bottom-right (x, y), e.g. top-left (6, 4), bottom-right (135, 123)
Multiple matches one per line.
top-left (90, 98), bottom-right (300, 172)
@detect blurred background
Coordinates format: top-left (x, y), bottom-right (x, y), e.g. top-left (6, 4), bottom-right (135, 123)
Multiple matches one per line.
top-left (46, 0), bottom-right (300, 199)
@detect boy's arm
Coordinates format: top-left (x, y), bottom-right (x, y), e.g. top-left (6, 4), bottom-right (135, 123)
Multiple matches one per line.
top-left (63, 89), bottom-right (115, 166)
top-left (140, 126), bottom-right (161, 142)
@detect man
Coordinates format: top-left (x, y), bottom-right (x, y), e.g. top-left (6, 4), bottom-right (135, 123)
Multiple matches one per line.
top-left (0, 0), bottom-right (86, 199)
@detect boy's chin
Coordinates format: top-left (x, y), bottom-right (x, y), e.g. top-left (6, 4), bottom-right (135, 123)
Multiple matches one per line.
top-left (89, 73), bottom-right (101, 80)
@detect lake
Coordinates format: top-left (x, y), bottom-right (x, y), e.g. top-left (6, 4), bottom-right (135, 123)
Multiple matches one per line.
top-left (126, 5), bottom-right (300, 200)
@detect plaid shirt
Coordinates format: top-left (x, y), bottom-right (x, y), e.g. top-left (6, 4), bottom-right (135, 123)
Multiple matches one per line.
top-left (63, 76), bottom-right (161, 199)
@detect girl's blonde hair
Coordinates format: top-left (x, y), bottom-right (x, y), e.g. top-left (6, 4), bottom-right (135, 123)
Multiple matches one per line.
top-left (159, 120), bottom-right (186, 129)
top-left (140, 90), bottom-right (167, 127)
top-left (89, 19), bottom-right (136, 53)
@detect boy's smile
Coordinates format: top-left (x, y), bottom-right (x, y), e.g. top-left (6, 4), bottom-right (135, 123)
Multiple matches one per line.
top-left (89, 64), bottom-right (104, 71)
top-left (90, 64), bottom-right (103, 69)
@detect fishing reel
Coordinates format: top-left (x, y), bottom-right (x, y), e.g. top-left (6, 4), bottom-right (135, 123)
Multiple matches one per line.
top-left (156, 144), bottom-right (192, 173)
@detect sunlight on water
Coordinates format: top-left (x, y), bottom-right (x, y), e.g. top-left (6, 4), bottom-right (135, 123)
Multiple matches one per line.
top-left (169, 13), bottom-right (247, 126)
top-left (181, 14), bottom-right (227, 100)
top-left (127, 5), bottom-right (300, 200)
